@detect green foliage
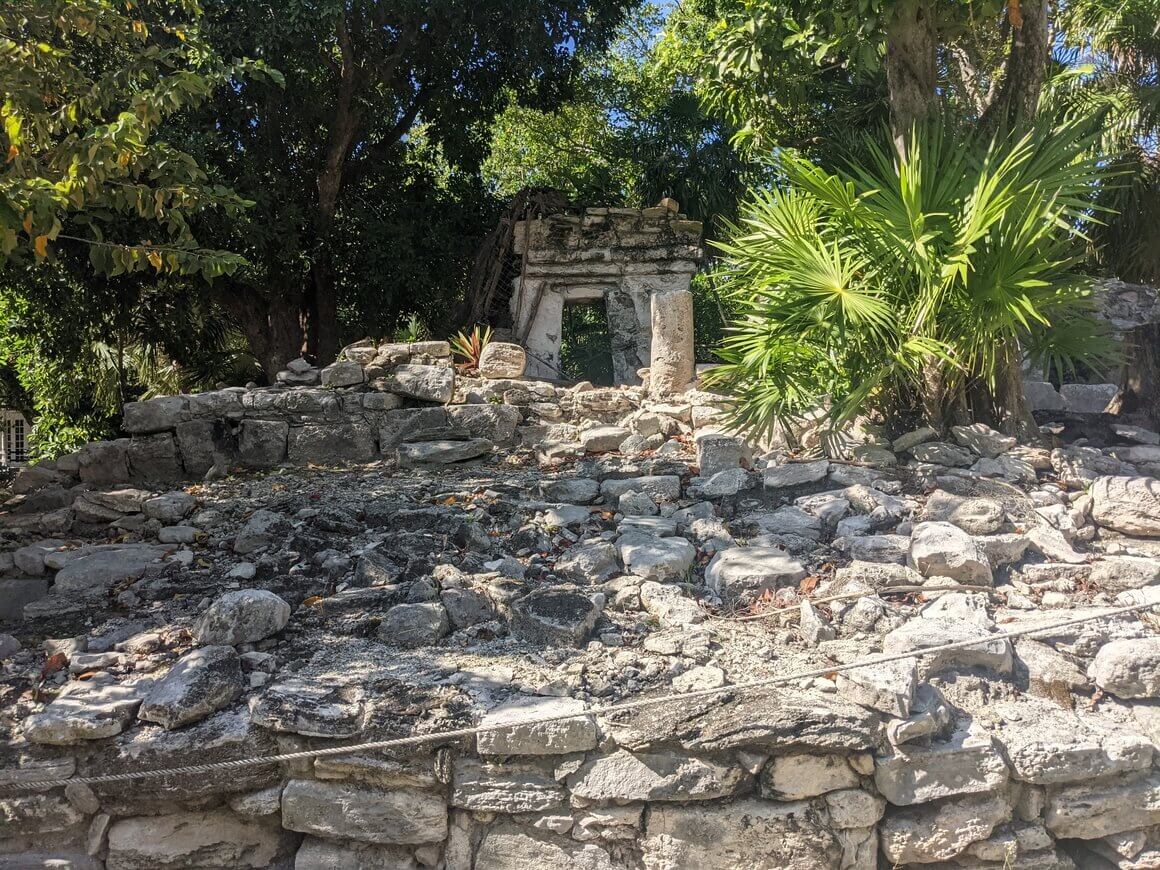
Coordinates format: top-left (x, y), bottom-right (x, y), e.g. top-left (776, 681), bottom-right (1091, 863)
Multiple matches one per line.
top-left (0, 0), bottom-right (265, 278)
top-left (1054, 0), bottom-right (1160, 282)
top-left (560, 303), bottom-right (615, 384)
top-left (394, 313), bottom-right (430, 344)
top-left (705, 118), bottom-right (1117, 440)
top-left (483, 3), bottom-right (762, 229)
top-left (450, 325), bottom-right (493, 373)
top-left (181, 0), bottom-right (634, 367)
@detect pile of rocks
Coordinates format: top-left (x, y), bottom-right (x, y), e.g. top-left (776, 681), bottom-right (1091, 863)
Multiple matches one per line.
top-left (2, 364), bottom-right (1160, 868)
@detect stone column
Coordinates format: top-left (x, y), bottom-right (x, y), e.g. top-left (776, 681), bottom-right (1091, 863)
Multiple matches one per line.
top-left (649, 289), bottom-right (695, 396)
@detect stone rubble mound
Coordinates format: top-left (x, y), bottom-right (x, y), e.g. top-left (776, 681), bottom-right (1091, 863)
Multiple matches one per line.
top-left (2, 357), bottom-right (1160, 869)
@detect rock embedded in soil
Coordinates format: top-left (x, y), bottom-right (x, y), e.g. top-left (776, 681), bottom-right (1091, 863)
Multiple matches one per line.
top-left (138, 645), bottom-right (243, 730)
top-left (194, 589), bottom-right (291, 646)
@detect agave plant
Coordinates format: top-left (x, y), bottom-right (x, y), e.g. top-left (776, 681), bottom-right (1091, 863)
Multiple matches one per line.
top-left (394, 312), bottom-right (430, 343)
top-left (704, 117), bottom-right (1118, 442)
top-left (450, 325), bottom-right (493, 373)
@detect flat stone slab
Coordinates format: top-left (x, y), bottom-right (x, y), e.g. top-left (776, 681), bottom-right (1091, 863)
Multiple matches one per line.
top-left (52, 545), bottom-right (171, 597)
top-left (22, 675), bottom-right (154, 745)
top-left (281, 779), bottom-right (447, 845)
top-left (397, 438), bottom-right (492, 466)
top-left (477, 696), bottom-right (596, 756)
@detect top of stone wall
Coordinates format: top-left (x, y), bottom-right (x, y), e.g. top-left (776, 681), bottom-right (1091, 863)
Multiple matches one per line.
top-left (1093, 278), bottom-right (1160, 331)
top-left (513, 206), bottom-right (703, 267)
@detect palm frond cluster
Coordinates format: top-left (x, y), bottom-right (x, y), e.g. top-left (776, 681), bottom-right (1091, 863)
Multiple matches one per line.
top-left (704, 119), bottom-right (1118, 441)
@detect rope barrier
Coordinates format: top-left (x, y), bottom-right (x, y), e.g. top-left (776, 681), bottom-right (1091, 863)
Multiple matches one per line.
top-left (715, 582), bottom-right (999, 622)
top-left (2, 600), bottom-right (1154, 792)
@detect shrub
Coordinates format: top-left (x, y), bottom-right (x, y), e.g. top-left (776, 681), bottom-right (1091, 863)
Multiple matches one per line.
top-left (704, 119), bottom-right (1118, 441)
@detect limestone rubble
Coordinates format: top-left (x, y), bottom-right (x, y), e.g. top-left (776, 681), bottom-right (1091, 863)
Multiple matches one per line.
top-left (1, 339), bottom-right (1160, 868)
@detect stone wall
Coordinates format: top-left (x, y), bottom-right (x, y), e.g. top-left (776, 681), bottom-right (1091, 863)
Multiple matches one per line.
top-left (1026, 279), bottom-right (1160, 414)
top-left (511, 206), bottom-right (702, 388)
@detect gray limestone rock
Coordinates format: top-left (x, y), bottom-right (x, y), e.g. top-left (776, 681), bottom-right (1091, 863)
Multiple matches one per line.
top-left (281, 779), bottom-right (447, 845)
top-left (22, 675), bottom-right (153, 744)
top-left (704, 546), bottom-right (808, 601)
top-left (1089, 637), bottom-right (1160, 699)
top-left (384, 364), bottom-right (455, 403)
top-left (396, 438), bottom-right (492, 466)
top-left (567, 749), bottom-right (748, 803)
top-left (477, 696), bottom-right (596, 756)
top-left (377, 603), bottom-right (450, 648)
top-left (510, 589), bottom-right (602, 646)
top-left (194, 589), bottom-right (291, 645)
top-left (138, 646), bottom-right (243, 730)
top-left (105, 810), bottom-right (288, 870)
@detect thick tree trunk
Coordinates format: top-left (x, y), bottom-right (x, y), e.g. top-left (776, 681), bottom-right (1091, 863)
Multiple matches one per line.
top-left (305, 258), bottom-right (341, 363)
top-left (303, 14), bottom-right (362, 366)
top-left (993, 343), bottom-right (1038, 438)
top-left (220, 285), bottom-right (305, 381)
top-left (980, 0), bottom-right (1051, 135)
top-left (885, 0), bottom-right (940, 155)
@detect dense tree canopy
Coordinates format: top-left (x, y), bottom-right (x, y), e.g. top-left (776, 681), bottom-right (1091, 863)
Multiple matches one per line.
top-left (2, 0), bottom-right (1158, 454)
top-left (181, 0), bottom-right (635, 374)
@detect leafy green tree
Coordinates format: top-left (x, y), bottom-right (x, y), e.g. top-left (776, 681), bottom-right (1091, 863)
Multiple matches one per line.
top-left (1056, 0), bottom-right (1160, 284)
top-left (484, 4), bottom-right (762, 230)
top-left (702, 0), bottom-right (1054, 153)
top-left (1, 0), bottom-right (260, 277)
top-left (1, 0), bottom-right (269, 454)
top-left (705, 119), bottom-right (1115, 441)
top-left (182, 0), bottom-right (634, 375)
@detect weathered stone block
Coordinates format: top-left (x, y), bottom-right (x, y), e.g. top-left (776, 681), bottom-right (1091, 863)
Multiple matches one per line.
top-left (477, 696), bottom-right (597, 756)
top-left (760, 753), bottom-right (859, 800)
top-left (105, 810), bottom-right (287, 869)
top-left (287, 422), bottom-right (377, 464)
top-left (384, 364), bottom-right (454, 403)
top-left (122, 396), bottom-right (187, 434)
top-left (446, 404), bottom-right (521, 443)
top-left (567, 749), bottom-right (748, 803)
top-left (127, 433), bottom-right (183, 483)
top-left (642, 800), bottom-right (842, 870)
top-left (874, 720), bottom-right (1009, 805)
top-left (478, 342), bottom-right (527, 378)
top-left (78, 439), bottom-right (131, 485)
top-left (320, 359), bottom-right (365, 388)
top-left (174, 418), bottom-right (218, 477)
top-left (451, 758), bottom-right (565, 812)
top-left (648, 288), bottom-right (695, 396)
top-left (281, 779), bottom-right (447, 845)
top-left (238, 419), bottom-right (288, 468)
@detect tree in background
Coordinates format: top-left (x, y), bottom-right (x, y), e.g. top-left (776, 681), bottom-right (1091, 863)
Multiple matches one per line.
top-left (484, 3), bottom-right (760, 232)
top-left (184, 0), bottom-right (635, 376)
top-left (1, 0), bottom-right (268, 452)
top-left (703, 0), bottom-right (1057, 153)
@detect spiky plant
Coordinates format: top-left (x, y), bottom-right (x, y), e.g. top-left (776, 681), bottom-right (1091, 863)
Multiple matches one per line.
top-left (450, 325), bottom-right (494, 373)
top-left (704, 118), bottom-right (1118, 442)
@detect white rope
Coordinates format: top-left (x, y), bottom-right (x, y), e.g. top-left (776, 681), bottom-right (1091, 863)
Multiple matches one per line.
top-left (715, 582), bottom-right (998, 622)
top-left (2, 600), bottom-right (1153, 792)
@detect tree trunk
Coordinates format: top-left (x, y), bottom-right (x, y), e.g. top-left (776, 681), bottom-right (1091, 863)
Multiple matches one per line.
top-left (303, 14), bottom-right (362, 366)
top-left (980, 0), bottom-right (1051, 135)
top-left (304, 258), bottom-right (341, 363)
top-left (220, 285), bottom-right (305, 380)
top-left (992, 342), bottom-right (1038, 438)
top-left (885, 0), bottom-right (940, 155)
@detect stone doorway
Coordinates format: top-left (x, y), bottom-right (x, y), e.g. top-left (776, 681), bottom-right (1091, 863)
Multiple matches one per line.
top-left (560, 298), bottom-right (616, 385)
top-left (509, 206), bottom-right (703, 394)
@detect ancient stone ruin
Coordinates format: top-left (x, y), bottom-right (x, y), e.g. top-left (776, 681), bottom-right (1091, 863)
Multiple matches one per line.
top-left (2, 221), bottom-right (1160, 869)
top-left (510, 205), bottom-right (702, 391)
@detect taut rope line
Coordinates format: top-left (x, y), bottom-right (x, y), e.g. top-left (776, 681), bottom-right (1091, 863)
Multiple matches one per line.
top-left (2, 600), bottom-right (1153, 791)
